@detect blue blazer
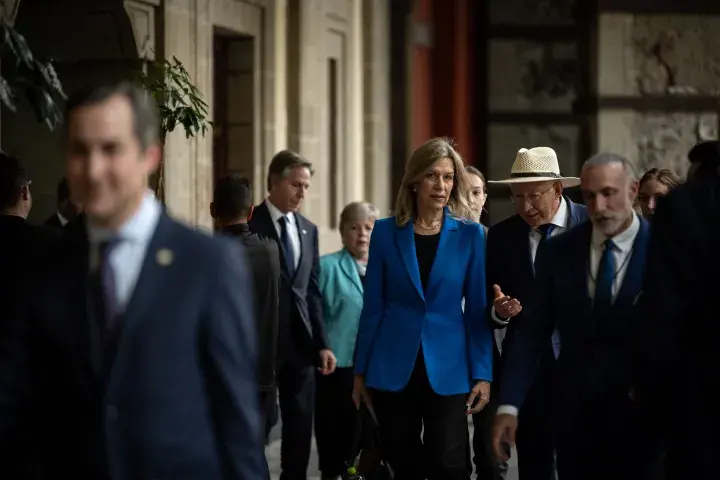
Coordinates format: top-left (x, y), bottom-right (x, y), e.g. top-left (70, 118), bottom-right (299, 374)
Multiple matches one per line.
top-left (318, 248), bottom-right (364, 367)
top-left (1, 213), bottom-right (267, 479)
top-left (354, 209), bottom-right (493, 395)
top-left (499, 217), bottom-right (651, 416)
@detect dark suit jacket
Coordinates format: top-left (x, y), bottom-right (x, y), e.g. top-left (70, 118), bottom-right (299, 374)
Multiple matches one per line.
top-left (43, 212), bottom-right (62, 228)
top-left (486, 198), bottom-right (588, 368)
top-left (0, 213), bottom-right (267, 480)
top-left (249, 202), bottom-right (327, 355)
top-left (633, 178), bottom-right (720, 475)
top-left (499, 219), bottom-right (650, 418)
top-left (219, 223), bottom-right (280, 392)
top-left (0, 215), bottom-right (63, 479)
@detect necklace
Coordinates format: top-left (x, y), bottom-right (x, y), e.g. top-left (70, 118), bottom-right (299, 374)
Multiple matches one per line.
top-left (414, 218), bottom-right (442, 230)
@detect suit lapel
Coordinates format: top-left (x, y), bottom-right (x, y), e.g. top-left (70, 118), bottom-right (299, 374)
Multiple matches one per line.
top-left (294, 214), bottom-right (312, 282)
top-left (252, 202), bottom-right (296, 281)
top-left (339, 248), bottom-right (363, 295)
top-left (615, 217), bottom-right (650, 306)
top-left (396, 220), bottom-right (424, 301)
top-left (120, 213), bottom-right (175, 334)
top-left (426, 213), bottom-right (458, 296)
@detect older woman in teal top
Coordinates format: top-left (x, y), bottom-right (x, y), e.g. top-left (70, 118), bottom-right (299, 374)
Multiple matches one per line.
top-left (315, 201), bottom-right (379, 480)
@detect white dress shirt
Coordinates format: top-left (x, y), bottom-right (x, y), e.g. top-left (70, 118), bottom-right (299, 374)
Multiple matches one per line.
top-left (265, 199), bottom-right (301, 271)
top-left (87, 191), bottom-right (162, 312)
top-left (497, 213), bottom-right (641, 417)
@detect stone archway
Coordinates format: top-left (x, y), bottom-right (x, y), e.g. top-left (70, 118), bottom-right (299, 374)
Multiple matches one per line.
top-left (0, 0), bottom-right (153, 222)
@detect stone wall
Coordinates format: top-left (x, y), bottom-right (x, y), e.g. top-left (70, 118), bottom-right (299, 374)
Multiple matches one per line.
top-left (597, 14), bottom-right (720, 177)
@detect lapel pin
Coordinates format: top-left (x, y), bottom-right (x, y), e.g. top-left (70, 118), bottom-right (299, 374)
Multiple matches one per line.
top-left (156, 248), bottom-right (174, 266)
top-left (302, 229), bottom-right (307, 235)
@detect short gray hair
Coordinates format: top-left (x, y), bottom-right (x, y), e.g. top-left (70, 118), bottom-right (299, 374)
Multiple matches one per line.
top-left (339, 201), bottom-right (379, 232)
top-left (583, 152), bottom-right (638, 181)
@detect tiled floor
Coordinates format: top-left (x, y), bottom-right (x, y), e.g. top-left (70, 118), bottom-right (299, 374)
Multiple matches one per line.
top-left (266, 418), bottom-right (519, 479)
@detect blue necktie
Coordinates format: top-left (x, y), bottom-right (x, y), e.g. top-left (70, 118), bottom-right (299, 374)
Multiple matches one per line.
top-left (534, 223), bottom-right (555, 267)
top-left (278, 216), bottom-right (295, 274)
top-left (594, 239), bottom-right (616, 310)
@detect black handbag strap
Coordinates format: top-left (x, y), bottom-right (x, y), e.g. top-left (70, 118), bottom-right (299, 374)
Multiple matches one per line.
top-left (347, 403), bottom-right (395, 479)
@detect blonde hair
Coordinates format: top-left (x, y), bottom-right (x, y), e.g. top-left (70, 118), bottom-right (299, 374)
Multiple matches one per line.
top-left (394, 137), bottom-right (474, 226)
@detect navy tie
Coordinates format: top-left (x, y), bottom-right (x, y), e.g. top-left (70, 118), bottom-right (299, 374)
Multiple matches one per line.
top-left (97, 239), bottom-right (120, 330)
top-left (534, 223), bottom-right (555, 267)
top-left (594, 239), bottom-right (616, 310)
top-left (278, 216), bottom-right (296, 274)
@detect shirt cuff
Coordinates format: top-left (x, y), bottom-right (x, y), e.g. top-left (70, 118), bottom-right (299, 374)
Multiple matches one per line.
top-left (491, 306), bottom-right (510, 326)
top-left (496, 405), bottom-right (519, 417)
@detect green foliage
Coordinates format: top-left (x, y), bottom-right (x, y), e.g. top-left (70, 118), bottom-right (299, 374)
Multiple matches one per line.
top-left (0, 21), bottom-right (66, 130)
top-left (137, 56), bottom-right (212, 141)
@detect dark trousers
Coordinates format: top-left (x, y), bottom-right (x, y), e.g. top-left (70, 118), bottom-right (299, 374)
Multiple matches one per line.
top-left (277, 348), bottom-right (316, 480)
top-left (471, 393), bottom-right (508, 479)
top-left (555, 392), bottom-right (665, 480)
top-left (314, 367), bottom-right (357, 477)
top-left (368, 352), bottom-right (469, 480)
top-left (516, 349), bottom-right (557, 480)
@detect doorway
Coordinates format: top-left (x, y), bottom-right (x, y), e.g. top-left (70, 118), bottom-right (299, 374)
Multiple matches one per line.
top-left (213, 30), bottom-right (255, 188)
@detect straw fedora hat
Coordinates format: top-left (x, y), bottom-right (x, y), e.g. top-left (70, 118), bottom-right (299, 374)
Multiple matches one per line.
top-left (488, 146), bottom-right (580, 188)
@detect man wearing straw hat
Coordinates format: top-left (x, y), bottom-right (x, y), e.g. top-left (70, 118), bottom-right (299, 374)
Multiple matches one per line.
top-left (493, 153), bottom-right (664, 479)
top-left (472, 147), bottom-right (587, 480)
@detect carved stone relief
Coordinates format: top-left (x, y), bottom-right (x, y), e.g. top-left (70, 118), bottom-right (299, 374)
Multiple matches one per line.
top-left (488, 0), bottom-right (576, 25)
top-left (635, 112), bottom-right (717, 176)
top-left (633, 16), bottom-right (720, 95)
top-left (489, 41), bottom-right (577, 111)
top-left (627, 15), bottom-right (720, 175)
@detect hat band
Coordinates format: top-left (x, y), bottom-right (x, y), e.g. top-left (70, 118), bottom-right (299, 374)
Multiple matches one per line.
top-left (510, 172), bottom-right (561, 179)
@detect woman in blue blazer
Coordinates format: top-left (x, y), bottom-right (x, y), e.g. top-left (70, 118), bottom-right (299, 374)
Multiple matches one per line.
top-left (352, 137), bottom-right (493, 480)
top-left (314, 201), bottom-right (379, 480)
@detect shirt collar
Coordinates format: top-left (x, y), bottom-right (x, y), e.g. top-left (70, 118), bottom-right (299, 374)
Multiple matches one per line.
top-left (265, 199), bottom-right (295, 225)
top-left (550, 196), bottom-right (569, 228)
top-left (86, 190), bottom-right (162, 246)
top-left (591, 212), bottom-right (640, 252)
top-left (56, 211), bottom-right (69, 226)
top-left (530, 196), bottom-right (568, 233)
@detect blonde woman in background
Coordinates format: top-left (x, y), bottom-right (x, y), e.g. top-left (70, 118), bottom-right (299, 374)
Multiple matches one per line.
top-left (637, 168), bottom-right (681, 218)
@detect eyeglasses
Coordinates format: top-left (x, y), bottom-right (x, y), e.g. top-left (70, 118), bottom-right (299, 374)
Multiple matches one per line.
top-left (509, 184), bottom-right (556, 205)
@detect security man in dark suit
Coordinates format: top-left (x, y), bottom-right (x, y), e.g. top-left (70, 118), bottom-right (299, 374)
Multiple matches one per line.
top-left (43, 177), bottom-right (82, 228)
top-left (250, 150), bottom-right (337, 480)
top-left (211, 173), bottom-right (281, 442)
top-left (0, 81), bottom-right (266, 479)
top-left (633, 141), bottom-right (720, 479)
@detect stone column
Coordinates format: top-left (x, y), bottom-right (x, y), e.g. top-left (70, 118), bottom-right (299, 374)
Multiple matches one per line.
top-left (362, 0), bottom-right (391, 216)
top-left (596, 13), bottom-right (720, 176)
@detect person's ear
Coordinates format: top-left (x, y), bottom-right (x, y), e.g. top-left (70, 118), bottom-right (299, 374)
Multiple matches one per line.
top-left (247, 204), bottom-right (254, 222)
